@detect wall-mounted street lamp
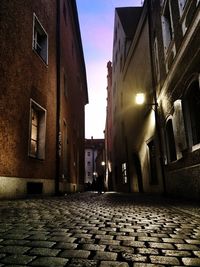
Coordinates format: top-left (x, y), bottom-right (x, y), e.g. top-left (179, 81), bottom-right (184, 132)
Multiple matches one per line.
top-left (135, 92), bottom-right (158, 110)
top-left (135, 91), bottom-right (166, 194)
top-left (135, 93), bottom-right (145, 105)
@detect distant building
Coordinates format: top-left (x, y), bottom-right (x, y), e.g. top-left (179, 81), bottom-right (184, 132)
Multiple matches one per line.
top-left (85, 138), bottom-right (104, 185)
top-left (0, 0), bottom-right (88, 198)
top-left (105, 61), bottom-right (114, 190)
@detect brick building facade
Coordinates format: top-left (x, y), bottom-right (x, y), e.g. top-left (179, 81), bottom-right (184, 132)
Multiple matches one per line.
top-left (0, 0), bottom-right (88, 198)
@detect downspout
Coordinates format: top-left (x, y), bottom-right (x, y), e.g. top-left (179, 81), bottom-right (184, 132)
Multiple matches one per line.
top-left (55, 0), bottom-right (61, 195)
top-left (147, 0), bottom-right (166, 194)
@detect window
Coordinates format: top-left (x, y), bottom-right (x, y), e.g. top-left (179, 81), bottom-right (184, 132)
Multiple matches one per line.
top-left (87, 161), bottom-right (91, 166)
top-left (184, 81), bottom-right (200, 147)
top-left (147, 140), bottom-right (158, 184)
top-left (63, 1), bottom-right (67, 25)
top-left (87, 151), bottom-right (91, 156)
top-left (122, 163), bottom-right (128, 184)
top-left (178, 0), bottom-right (187, 16)
top-left (29, 100), bottom-right (46, 159)
top-left (64, 73), bottom-right (68, 98)
top-left (161, 0), bottom-right (173, 52)
top-left (154, 38), bottom-right (160, 82)
top-left (33, 13), bottom-right (48, 64)
top-left (165, 119), bottom-right (177, 162)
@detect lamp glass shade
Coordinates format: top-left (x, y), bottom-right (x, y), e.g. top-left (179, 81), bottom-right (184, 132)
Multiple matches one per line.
top-left (135, 93), bottom-right (145, 105)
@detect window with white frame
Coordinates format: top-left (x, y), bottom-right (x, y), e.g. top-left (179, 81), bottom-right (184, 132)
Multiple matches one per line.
top-left (33, 13), bottom-right (48, 64)
top-left (161, 0), bottom-right (173, 53)
top-left (29, 100), bottom-right (46, 159)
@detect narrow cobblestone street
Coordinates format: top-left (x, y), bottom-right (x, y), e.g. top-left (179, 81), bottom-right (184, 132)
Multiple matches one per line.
top-left (0, 192), bottom-right (200, 267)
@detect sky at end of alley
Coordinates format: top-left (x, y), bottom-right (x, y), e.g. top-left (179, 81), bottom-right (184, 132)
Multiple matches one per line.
top-left (76, 0), bottom-right (143, 139)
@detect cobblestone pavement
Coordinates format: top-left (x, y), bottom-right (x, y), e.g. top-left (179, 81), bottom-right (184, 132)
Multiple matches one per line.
top-left (0, 192), bottom-right (200, 267)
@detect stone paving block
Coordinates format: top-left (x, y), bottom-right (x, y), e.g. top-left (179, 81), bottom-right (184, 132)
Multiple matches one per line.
top-left (95, 234), bottom-right (114, 240)
top-left (93, 251), bottom-right (117, 261)
top-left (136, 248), bottom-right (159, 255)
top-left (122, 240), bottom-right (145, 247)
top-left (116, 236), bottom-right (135, 241)
top-left (162, 238), bottom-right (185, 243)
top-left (108, 245), bottom-right (135, 253)
top-left (150, 255), bottom-right (180, 265)
top-left (182, 257), bottom-right (200, 266)
top-left (121, 252), bottom-right (147, 262)
top-left (138, 236), bottom-right (160, 242)
top-left (77, 238), bottom-right (96, 244)
top-left (193, 251), bottom-right (200, 257)
top-left (133, 264), bottom-right (164, 267)
top-left (1, 254), bottom-right (36, 265)
top-left (109, 232), bottom-right (126, 236)
top-left (73, 233), bottom-right (93, 239)
top-left (150, 233), bottom-right (168, 238)
top-left (185, 239), bottom-right (200, 244)
top-left (99, 261), bottom-right (129, 267)
top-left (49, 236), bottom-right (76, 242)
top-left (129, 232), bottom-right (149, 237)
top-left (149, 242), bottom-right (175, 249)
top-left (59, 249), bottom-right (90, 258)
top-left (89, 230), bottom-right (107, 235)
top-left (99, 239), bottom-right (121, 246)
top-left (0, 239), bottom-right (29, 245)
top-left (162, 249), bottom-right (191, 257)
top-left (68, 258), bottom-right (98, 267)
top-left (54, 242), bottom-right (78, 249)
top-left (2, 234), bottom-right (30, 240)
top-left (26, 240), bottom-right (56, 248)
top-left (30, 256), bottom-right (68, 267)
top-left (170, 234), bottom-right (189, 239)
top-left (175, 243), bottom-right (200, 250)
top-left (0, 245), bottom-right (30, 254)
top-left (119, 228), bottom-right (135, 233)
top-left (82, 244), bottom-right (106, 251)
top-left (29, 247), bottom-right (61, 256)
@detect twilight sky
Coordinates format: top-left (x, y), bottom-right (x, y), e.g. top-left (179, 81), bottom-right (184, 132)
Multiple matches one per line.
top-left (76, 0), bottom-right (143, 139)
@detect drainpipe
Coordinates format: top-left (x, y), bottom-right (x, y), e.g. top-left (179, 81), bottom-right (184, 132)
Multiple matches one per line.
top-left (55, 0), bottom-right (61, 195)
top-left (147, 0), bottom-right (166, 194)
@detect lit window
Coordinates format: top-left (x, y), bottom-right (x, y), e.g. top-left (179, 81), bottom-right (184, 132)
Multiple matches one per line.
top-left (33, 13), bottom-right (48, 64)
top-left (29, 100), bottom-right (46, 159)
